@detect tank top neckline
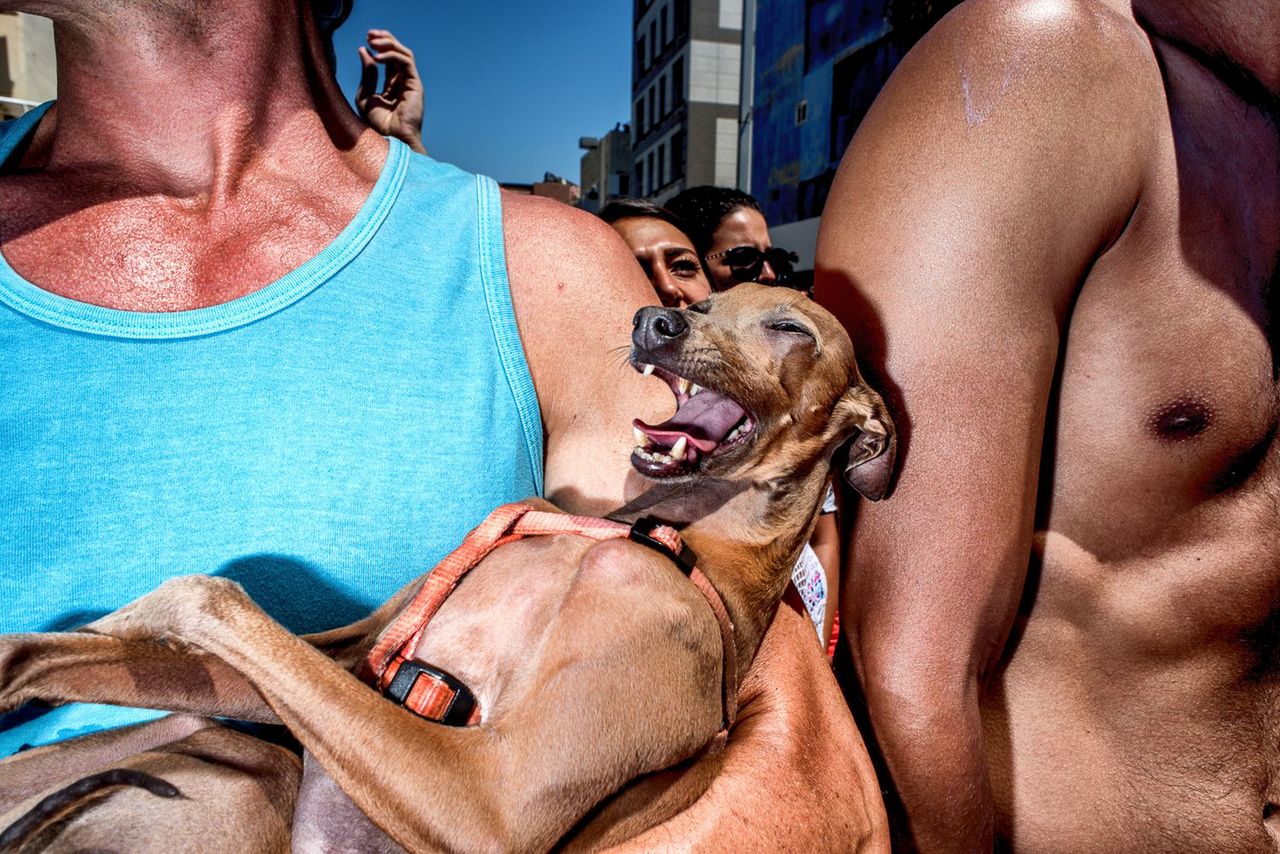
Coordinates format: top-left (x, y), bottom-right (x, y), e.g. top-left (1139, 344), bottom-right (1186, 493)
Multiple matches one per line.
top-left (0, 103), bottom-right (409, 340)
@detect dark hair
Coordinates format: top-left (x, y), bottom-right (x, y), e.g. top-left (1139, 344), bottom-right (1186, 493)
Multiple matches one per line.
top-left (313, 0), bottom-right (353, 33)
top-left (597, 198), bottom-right (693, 237)
top-left (665, 186), bottom-right (763, 257)
top-left (314, 0), bottom-right (353, 70)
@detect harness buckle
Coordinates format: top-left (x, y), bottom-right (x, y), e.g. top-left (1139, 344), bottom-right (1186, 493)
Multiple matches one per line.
top-left (629, 516), bottom-right (698, 575)
top-left (385, 660), bottom-right (477, 727)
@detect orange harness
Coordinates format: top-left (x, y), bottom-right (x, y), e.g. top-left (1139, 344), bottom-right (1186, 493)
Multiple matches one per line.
top-left (362, 503), bottom-right (739, 734)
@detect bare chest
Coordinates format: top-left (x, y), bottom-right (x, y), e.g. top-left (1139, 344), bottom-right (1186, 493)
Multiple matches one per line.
top-left (1037, 96), bottom-right (1280, 649)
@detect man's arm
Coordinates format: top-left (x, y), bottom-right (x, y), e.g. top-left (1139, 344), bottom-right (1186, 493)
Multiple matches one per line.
top-left (815, 1), bottom-right (1156, 849)
top-left (502, 193), bottom-right (670, 513)
top-left (502, 196), bottom-right (888, 846)
top-left (611, 603), bottom-right (889, 852)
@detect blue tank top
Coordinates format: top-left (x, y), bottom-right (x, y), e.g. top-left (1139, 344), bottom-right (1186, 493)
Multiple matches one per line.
top-left (0, 105), bottom-right (544, 754)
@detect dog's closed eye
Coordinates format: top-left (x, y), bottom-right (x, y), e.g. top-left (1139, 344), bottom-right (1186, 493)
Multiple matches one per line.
top-left (767, 319), bottom-right (814, 339)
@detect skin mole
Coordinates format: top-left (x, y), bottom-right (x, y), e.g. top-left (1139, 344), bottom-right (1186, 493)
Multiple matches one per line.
top-left (1148, 394), bottom-right (1215, 442)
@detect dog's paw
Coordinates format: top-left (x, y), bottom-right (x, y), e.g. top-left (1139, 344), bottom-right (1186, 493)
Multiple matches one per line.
top-left (84, 575), bottom-right (248, 646)
top-left (0, 633), bottom-right (44, 712)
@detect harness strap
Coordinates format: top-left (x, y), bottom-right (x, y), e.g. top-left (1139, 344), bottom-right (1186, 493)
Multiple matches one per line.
top-left (362, 502), bottom-right (737, 734)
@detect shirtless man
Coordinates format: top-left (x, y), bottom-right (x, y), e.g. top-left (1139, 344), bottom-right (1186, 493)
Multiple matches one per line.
top-left (0, 0), bottom-right (884, 847)
top-left (815, 0), bottom-right (1280, 850)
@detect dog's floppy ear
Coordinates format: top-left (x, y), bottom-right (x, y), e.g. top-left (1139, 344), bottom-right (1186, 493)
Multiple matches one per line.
top-left (824, 381), bottom-right (896, 502)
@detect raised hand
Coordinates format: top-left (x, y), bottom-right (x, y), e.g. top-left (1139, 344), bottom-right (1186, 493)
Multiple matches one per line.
top-left (355, 29), bottom-right (426, 155)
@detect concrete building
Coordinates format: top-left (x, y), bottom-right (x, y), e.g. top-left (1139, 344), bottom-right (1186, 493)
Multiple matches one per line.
top-left (0, 12), bottom-right (55, 120)
top-left (500, 173), bottom-right (581, 206)
top-left (578, 123), bottom-right (634, 214)
top-left (631, 0), bottom-right (743, 204)
top-left (744, 0), bottom-right (959, 266)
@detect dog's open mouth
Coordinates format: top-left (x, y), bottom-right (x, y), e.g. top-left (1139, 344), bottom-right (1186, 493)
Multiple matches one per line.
top-left (631, 363), bottom-right (756, 477)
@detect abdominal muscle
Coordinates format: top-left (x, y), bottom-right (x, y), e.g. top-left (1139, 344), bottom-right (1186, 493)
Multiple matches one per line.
top-left (982, 499), bottom-right (1280, 853)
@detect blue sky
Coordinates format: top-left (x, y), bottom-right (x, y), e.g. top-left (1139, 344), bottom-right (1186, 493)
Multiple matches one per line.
top-left (333, 1), bottom-right (633, 184)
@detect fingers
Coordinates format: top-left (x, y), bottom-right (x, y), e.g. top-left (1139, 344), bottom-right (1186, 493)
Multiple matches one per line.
top-left (365, 29), bottom-right (421, 85)
top-left (356, 45), bottom-right (379, 104)
top-left (366, 29), bottom-right (414, 62)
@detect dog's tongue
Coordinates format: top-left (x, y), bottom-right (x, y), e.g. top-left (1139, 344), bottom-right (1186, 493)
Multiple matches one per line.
top-left (634, 390), bottom-right (747, 452)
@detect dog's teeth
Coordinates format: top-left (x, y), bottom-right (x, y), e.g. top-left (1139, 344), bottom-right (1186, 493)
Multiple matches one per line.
top-left (677, 377), bottom-right (691, 395)
top-left (634, 427), bottom-right (650, 447)
top-left (689, 384), bottom-right (702, 397)
top-left (641, 364), bottom-right (655, 378)
top-left (670, 436), bottom-right (688, 460)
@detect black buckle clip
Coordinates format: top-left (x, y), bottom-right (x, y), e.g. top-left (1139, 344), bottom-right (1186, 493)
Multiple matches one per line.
top-left (385, 660), bottom-right (477, 727)
top-left (629, 516), bottom-right (698, 575)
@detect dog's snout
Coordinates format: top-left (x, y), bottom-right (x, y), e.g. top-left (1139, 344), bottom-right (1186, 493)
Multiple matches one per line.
top-left (633, 307), bottom-right (689, 352)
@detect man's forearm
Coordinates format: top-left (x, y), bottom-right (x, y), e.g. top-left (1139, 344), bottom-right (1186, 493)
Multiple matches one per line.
top-left (866, 680), bottom-right (993, 853)
top-left (612, 604), bottom-right (889, 851)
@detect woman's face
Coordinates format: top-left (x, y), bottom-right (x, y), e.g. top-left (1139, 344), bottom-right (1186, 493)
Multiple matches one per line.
top-left (611, 216), bottom-right (712, 309)
top-left (703, 207), bottom-right (777, 291)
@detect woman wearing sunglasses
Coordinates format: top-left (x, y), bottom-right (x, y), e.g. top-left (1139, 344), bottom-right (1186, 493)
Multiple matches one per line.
top-left (666, 186), bottom-right (799, 291)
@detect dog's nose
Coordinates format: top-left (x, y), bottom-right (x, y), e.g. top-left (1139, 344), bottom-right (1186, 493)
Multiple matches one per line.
top-left (633, 307), bottom-right (688, 351)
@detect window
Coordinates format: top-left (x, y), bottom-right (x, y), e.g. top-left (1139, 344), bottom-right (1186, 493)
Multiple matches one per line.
top-left (657, 142), bottom-right (666, 190)
top-left (672, 57), bottom-right (684, 107)
top-left (636, 160), bottom-right (645, 196)
top-left (636, 98), bottom-right (646, 137)
top-left (671, 130), bottom-right (685, 179)
top-left (618, 173), bottom-right (631, 196)
top-left (648, 88), bottom-right (657, 129)
top-left (647, 151), bottom-right (656, 195)
top-left (637, 35), bottom-right (647, 73)
top-left (659, 73), bottom-right (668, 117)
top-left (795, 100), bottom-right (808, 125)
top-left (661, 5), bottom-right (669, 47)
top-left (649, 20), bottom-right (657, 62)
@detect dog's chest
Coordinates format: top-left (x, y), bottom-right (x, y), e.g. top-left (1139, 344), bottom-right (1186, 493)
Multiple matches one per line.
top-left (405, 534), bottom-right (597, 717)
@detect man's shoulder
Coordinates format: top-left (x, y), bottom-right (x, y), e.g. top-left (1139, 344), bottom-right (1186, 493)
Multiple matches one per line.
top-left (940, 0), bottom-right (1152, 65)
top-left (896, 0), bottom-right (1163, 134)
top-left (501, 193), bottom-right (653, 318)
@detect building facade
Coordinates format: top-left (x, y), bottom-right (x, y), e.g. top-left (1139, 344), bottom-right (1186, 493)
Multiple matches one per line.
top-left (631, 0), bottom-right (743, 204)
top-left (0, 12), bottom-right (55, 120)
top-left (746, 0), bottom-right (960, 262)
top-left (578, 123), bottom-right (635, 214)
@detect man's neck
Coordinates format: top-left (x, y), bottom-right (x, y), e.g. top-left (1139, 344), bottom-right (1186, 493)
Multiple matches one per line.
top-left (34, 2), bottom-right (376, 197)
top-left (1, 1), bottom-right (388, 311)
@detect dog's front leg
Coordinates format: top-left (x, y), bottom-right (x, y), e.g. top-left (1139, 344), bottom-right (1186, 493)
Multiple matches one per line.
top-left (84, 571), bottom-right (724, 853)
top-left (0, 630), bottom-right (279, 723)
top-left (82, 575), bottom-right (525, 853)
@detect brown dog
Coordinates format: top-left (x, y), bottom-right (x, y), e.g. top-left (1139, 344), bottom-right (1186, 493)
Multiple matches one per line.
top-left (0, 284), bottom-right (893, 852)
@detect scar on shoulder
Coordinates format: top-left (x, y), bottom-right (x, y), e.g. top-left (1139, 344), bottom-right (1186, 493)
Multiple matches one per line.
top-left (1147, 394), bottom-right (1215, 442)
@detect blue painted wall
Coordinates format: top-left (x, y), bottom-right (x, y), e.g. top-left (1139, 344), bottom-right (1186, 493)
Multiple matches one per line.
top-left (751, 0), bottom-right (914, 226)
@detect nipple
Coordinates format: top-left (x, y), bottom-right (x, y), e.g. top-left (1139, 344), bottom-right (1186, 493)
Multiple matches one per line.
top-left (1147, 395), bottom-right (1214, 442)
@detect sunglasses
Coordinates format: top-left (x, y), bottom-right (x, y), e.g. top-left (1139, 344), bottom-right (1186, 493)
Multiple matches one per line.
top-left (704, 246), bottom-right (799, 283)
